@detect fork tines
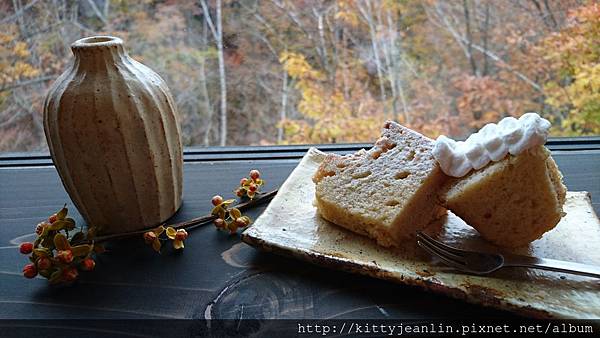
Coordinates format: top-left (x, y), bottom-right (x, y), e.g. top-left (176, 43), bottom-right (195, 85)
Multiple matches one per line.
top-left (416, 231), bottom-right (466, 268)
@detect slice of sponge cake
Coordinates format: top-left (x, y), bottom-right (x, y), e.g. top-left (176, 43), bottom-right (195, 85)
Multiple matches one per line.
top-left (312, 121), bottom-right (448, 247)
top-left (444, 145), bottom-right (567, 247)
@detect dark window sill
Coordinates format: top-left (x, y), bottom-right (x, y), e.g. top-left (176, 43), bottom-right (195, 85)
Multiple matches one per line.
top-left (1, 137), bottom-right (599, 168)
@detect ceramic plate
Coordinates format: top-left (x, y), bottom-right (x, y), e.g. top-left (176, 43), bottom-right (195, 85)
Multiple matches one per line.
top-left (242, 148), bottom-right (600, 318)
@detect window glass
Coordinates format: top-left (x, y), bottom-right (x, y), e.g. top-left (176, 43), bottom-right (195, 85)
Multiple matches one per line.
top-left (1, 0), bottom-right (597, 152)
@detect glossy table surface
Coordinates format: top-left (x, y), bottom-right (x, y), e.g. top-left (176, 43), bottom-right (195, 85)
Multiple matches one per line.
top-left (0, 142), bottom-right (599, 334)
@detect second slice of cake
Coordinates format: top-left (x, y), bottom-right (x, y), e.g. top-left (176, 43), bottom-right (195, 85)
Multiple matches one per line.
top-left (312, 121), bottom-right (448, 247)
top-left (444, 146), bottom-right (566, 247)
top-left (433, 113), bottom-right (567, 247)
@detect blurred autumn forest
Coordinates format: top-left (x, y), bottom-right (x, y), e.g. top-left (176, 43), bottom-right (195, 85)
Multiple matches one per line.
top-left (1, 0), bottom-right (599, 152)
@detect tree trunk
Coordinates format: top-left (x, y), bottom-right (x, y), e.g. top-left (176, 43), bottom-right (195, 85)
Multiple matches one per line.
top-left (200, 24), bottom-right (213, 146)
top-left (378, 6), bottom-right (398, 120)
top-left (277, 71), bottom-right (288, 143)
top-left (480, 1), bottom-right (490, 76)
top-left (215, 0), bottom-right (227, 146)
top-left (357, 0), bottom-right (387, 118)
top-left (386, 10), bottom-right (410, 124)
top-left (463, 0), bottom-right (478, 76)
top-left (201, 0), bottom-right (227, 146)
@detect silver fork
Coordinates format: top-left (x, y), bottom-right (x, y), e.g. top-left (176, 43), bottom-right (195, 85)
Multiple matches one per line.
top-left (416, 231), bottom-right (600, 278)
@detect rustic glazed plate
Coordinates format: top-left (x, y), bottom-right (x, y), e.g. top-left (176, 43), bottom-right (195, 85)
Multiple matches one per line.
top-left (242, 148), bottom-right (600, 319)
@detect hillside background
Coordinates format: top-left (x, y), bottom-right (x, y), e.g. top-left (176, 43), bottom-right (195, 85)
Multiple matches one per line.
top-left (1, 0), bottom-right (599, 152)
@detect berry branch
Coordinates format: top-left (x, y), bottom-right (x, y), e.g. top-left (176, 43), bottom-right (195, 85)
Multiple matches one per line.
top-left (19, 168), bottom-right (278, 284)
top-left (96, 189), bottom-right (277, 244)
top-left (143, 170), bottom-right (268, 252)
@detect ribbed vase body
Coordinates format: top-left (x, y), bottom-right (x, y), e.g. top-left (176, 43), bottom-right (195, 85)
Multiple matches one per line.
top-left (44, 36), bottom-right (183, 234)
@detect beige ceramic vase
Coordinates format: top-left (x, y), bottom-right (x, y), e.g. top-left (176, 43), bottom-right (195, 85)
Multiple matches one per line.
top-left (44, 36), bottom-right (183, 235)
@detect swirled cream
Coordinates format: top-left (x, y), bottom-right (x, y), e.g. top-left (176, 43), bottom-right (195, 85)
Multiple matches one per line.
top-left (432, 113), bottom-right (551, 177)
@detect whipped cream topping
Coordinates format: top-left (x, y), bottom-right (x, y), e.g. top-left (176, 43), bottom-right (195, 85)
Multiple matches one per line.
top-left (432, 113), bottom-right (551, 177)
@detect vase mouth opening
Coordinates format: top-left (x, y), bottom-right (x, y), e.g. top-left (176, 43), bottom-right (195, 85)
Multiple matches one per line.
top-left (72, 36), bottom-right (123, 50)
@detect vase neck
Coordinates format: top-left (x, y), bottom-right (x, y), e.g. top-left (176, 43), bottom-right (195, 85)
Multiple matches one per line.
top-left (71, 36), bottom-right (129, 68)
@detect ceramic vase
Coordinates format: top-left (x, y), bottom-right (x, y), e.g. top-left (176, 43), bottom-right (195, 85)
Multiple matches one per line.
top-left (44, 36), bottom-right (183, 234)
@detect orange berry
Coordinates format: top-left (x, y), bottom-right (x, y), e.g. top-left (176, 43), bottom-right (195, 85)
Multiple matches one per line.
top-left (214, 218), bottom-right (225, 228)
top-left (37, 257), bottom-right (52, 270)
top-left (35, 222), bottom-right (48, 235)
top-left (234, 218), bottom-right (247, 228)
top-left (143, 231), bottom-right (157, 244)
top-left (81, 258), bottom-right (95, 271)
top-left (62, 267), bottom-right (79, 282)
top-left (19, 242), bottom-right (33, 254)
top-left (211, 195), bottom-right (224, 206)
top-left (175, 229), bottom-right (188, 241)
top-left (249, 170), bottom-right (260, 180)
top-left (56, 250), bottom-right (73, 264)
top-left (23, 263), bottom-right (37, 279)
top-left (240, 178), bottom-right (248, 186)
top-left (248, 183), bottom-right (257, 192)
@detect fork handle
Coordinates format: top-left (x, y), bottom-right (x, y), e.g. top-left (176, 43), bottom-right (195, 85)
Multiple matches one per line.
top-left (502, 254), bottom-right (600, 279)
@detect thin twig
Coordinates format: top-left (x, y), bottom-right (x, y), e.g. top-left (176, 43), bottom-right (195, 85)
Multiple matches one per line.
top-left (93, 189), bottom-right (278, 244)
top-left (0, 75), bottom-right (54, 92)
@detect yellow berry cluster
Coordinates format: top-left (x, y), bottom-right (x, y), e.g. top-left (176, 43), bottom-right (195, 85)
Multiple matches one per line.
top-left (235, 169), bottom-right (264, 199)
top-left (143, 225), bottom-right (189, 252)
top-left (20, 206), bottom-right (101, 284)
top-left (211, 195), bottom-right (252, 234)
